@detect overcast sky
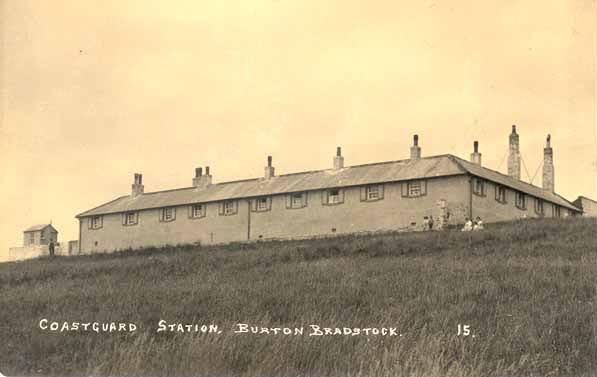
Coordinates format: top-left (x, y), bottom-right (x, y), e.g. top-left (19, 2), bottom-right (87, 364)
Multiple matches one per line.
top-left (1, 0), bottom-right (596, 260)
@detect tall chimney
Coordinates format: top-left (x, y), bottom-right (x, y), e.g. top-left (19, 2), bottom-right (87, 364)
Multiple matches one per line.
top-left (507, 125), bottom-right (521, 180)
top-left (470, 141), bottom-right (482, 165)
top-left (193, 166), bottom-right (212, 188)
top-left (542, 134), bottom-right (554, 192)
top-left (131, 173), bottom-right (144, 197)
top-left (410, 134), bottom-right (421, 160)
top-left (333, 146), bottom-right (344, 169)
top-left (264, 155), bottom-right (275, 179)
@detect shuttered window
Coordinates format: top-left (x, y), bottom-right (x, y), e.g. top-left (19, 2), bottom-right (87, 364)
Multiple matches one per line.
top-left (322, 189), bottom-right (344, 205)
top-left (360, 184), bottom-right (384, 202)
top-left (159, 207), bottom-right (176, 222)
top-left (251, 197), bottom-right (272, 212)
top-left (189, 203), bottom-right (206, 219)
top-left (401, 180), bottom-right (427, 198)
top-left (286, 192), bottom-right (308, 209)
top-left (122, 212), bottom-right (138, 226)
top-left (218, 200), bottom-right (238, 216)
top-left (89, 216), bottom-right (103, 230)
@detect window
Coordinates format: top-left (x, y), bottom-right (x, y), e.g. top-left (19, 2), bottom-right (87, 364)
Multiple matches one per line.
top-left (402, 180), bottom-right (427, 198)
top-left (554, 205), bottom-right (561, 218)
top-left (160, 207), bottom-right (176, 222)
top-left (495, 186), bottom-right (507, 204)
top-left (224, 201), bottom-right (235, 215)
top-left (29, 233), bottom-right (34, 244)
top-left (190, 204), bottom-right (205, 218)
top-left (323, 189), bottom-right (344, 205)
top-left (89, 215), bottom-right (103, 229)
top-left (515, 192), bottom-right (526, 210)
top-left (123, 212), bottom-right (138, 226)
top-left (367, 186), bottom-right (379, 200)
top-left (534, 199), bottom-right (544, 215)
top-left (286, 192), bottom-right (308, 209)
top-left (218, 201), bottom-right (238, 216)
top-left (257, 198), bottom-right (268, 210)
top-left (251, 197), bottom-right (271, 212)
top-left (472, 178), bottom-right (485, 196)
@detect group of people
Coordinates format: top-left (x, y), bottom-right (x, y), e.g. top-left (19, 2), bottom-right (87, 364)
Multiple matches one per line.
top-left (422, 216), bottom-right (435, 231)
top-left (461, 216), bottom-right (484, 231)
top-left (421, 215), bottom-right (484, 232)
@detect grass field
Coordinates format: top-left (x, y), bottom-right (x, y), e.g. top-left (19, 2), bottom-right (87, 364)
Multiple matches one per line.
top-left (0, 217), bottom-right (595, 377)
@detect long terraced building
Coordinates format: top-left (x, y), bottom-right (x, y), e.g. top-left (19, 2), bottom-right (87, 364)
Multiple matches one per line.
top-left (76, 126), bottom-right (582, 253)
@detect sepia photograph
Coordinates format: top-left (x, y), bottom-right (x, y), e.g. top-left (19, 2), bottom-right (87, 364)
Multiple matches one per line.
top-left (1, 1), bottom-right (596, 376)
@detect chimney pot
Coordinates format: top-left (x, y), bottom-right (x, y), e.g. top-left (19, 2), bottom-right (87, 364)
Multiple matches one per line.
top-left (410, 135), bottom-right (421, 160)
top-left (264, 156), bottom-right (275, 179)
top-left (195, 167), bottom-right (202, 177)
top-left (132, 173), bottom-right (144, 197)
top-left (205, 166), bottom-right (210, 176)
top-left (470, 141), bottom-right (482, 165)
top-left (333, 146), bottom-right (344, 169)
top-left (512, 125), bottom-right (517, 133)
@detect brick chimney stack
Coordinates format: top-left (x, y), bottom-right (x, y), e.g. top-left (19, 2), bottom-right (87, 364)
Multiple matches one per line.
top-left (507, 125), bottom-right (521, 180)
top-left (470, 141), bottom-right (482, 165)
top-left (333, 146), bottom-right (344, 169)
top-left (410, 134), bottom-right (421, 160)
top-left (193, 166), bottom-right (212, 189)
top-left (542, 134), bottom-right (554, 192)
top-left (131, 173), bottom-right (144, 197)
top-left (264, 155), bottom-right (275, 179)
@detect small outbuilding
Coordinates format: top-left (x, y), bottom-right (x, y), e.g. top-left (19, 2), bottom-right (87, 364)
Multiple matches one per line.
top-left (23, 224), bottom-right (58, 247)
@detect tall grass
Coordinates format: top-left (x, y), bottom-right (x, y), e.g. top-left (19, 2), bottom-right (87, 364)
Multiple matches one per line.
top-left (0, 218), bottom-right (595, 377)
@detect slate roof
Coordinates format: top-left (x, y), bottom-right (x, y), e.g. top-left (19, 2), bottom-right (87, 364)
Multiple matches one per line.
top-left (76, 154), bottom-right (580, 218)
top-left (24, 224), bottom-right (57, 233)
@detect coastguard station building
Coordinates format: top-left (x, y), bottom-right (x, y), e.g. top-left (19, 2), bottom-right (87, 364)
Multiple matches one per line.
top-left (76, 127), bottom-right (582, 253)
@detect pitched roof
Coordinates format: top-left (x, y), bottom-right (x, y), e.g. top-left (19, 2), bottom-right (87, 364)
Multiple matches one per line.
top-left (452, 156), bottom-right (580, 211)
top-left (76, 154), bottom-right (580, 217)
top-left (24, 224), bottom-right (57, 233)
top-left (76, 155), bottom-right (465, 217)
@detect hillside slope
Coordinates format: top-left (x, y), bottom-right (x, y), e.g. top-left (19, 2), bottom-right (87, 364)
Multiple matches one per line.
top-left (0, 218), bottom-right (595, 377)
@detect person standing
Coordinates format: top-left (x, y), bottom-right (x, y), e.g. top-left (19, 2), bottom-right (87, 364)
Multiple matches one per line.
top-left (49, 241), bottom-right (55, 257)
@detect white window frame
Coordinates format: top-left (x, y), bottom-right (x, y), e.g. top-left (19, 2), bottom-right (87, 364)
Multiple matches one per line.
top-left (291, 193), bottom-right (303, 208)
top-left (408, 181), bottom-right (422, 197)
top-left (125, 212), bottom-right (137, 225)
top-left (366, 185), bottom-right (379, 200)
top-left (257, 197), bottom-right (268, 211)
top-left (91, 216), bottom-right (102, 229)
top-left (328, 189), bottom-right (340, 204)
top-left (224, 201), bottom-right (236, 215)
top-left (191, 204), bottom-right (204, 218)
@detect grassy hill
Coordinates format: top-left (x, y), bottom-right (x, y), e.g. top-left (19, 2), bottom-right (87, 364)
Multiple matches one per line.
top-left (0, 218), bottom-right (595, 377)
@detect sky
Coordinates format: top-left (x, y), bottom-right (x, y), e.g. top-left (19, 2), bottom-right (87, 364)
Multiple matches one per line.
top-left (1, 0), bottom-right (596, 261)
